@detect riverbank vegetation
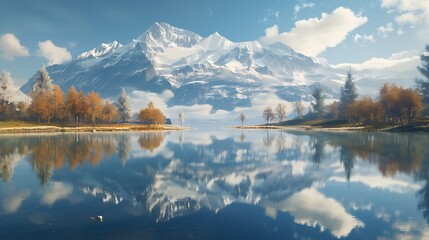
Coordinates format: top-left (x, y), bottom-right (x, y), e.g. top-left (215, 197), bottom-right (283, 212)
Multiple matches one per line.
top-left (0, 66), bottom-right (170, 129)
top-left (253, 43), bottom-right (429, 131)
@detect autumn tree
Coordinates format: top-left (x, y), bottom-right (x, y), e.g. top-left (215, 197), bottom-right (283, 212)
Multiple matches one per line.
top-left (77, 91), bottom-right (90, 123)
top-left (339, 69), bottom-right (358, 117)
top-left (311, 83), bottom-right (325, 119)
top-left (138, 101), bottom-right (166, 124)
top-left (263, 106), bottom-right (275, 125)
top-left (328, 101), bottom-right (340, 119)
top-left (379, 84), bottom-right (405, 125)
top-left (276, 103), bottom-right (286, 123)
top-left (28, 66), bottom-right (57, 122)
top-left (239, 113), bottom-right (246, 127)
top-left (86, 92), bottom-right (103, 125)
top-left (65, 86), bottom-right (80, 124)
top-left (398, 88), bottom-right (423, 125)
top-left (101, 100), bottom-right (118, 125)
top-left (65, 87), bottom-right (89, 126)
top-left (52, 85), bottom-right (66, 121)
top-left (117, 88), bottom-right (132, 123)
top-left (416, 44), bottom-right (429, 114)
top-left (293, 101), bottom-right (305, 119)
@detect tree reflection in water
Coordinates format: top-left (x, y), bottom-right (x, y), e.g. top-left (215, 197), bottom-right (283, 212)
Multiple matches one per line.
top-left (0, 132), bottom-right (166, 185)
top-left (3, 130), bottom-right (429, 230)
top-left (138, 132), bottom-right (164, 152)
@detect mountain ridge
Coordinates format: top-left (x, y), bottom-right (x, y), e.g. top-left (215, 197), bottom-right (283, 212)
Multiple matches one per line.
top-left (20, 22), bottom-right (419, 118)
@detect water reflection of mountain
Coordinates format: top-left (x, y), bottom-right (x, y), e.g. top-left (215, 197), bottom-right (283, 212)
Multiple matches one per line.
top-left (2, 130), bottom-right (429, 237)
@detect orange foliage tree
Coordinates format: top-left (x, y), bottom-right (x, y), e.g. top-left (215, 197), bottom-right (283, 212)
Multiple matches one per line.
top-left (138, 101), bottom-right (166, 124)
top-left (101, 100), bottom-right (118, 125)
top-left (86, 92), bottom-right (103, 125)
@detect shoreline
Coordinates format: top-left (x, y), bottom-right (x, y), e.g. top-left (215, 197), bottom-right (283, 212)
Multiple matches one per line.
top-left (0, 123), bottom-right (188, 134)
top-left (232, 124), bottom-right (429, 132)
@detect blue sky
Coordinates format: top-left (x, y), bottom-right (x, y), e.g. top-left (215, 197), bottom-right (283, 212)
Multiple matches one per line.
top-left (1, 0), bottom-right (428, 85)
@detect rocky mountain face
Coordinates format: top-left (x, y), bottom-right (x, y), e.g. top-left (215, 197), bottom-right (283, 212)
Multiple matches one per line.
top-left (21, 22), bottom-right (344, 111)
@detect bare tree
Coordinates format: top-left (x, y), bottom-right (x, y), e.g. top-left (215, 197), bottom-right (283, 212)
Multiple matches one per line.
top-left (239, 113), bottom-right (246, 127)
top-left (276, 103), bottom-right (286, 123)
top-left (293, 101), bottom-right (305, 118)
top-left (263, 106), bottom-right (275, 125)
top-left (179, 112), bottom-right (184, 126)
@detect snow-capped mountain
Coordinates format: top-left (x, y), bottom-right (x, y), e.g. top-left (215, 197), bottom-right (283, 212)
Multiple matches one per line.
top-left (77, 41), bottom-right (122, 59)
top-left (20, 22), bottom-right (418, 114)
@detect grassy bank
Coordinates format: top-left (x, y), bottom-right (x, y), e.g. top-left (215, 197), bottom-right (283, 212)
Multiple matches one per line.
top-left (0, 121), bottom-right (186, 133)
top-left (234, 117), bottom-right (429, 132)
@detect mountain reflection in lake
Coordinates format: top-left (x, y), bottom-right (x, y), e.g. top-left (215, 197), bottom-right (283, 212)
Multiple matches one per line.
top-left (1, 129), bottom-right (429, 239)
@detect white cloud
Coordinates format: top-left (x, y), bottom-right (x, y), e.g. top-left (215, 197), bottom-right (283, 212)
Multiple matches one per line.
top-left (263, 188), bottom-right (364, 238)
top-left (353, 33), bottom-right (375, 43)
top-left (377, 22), bottom-right (394, 37)
top-left (0, 33), bottom-right (29, 60)
top-left (41, 181), bottom-right (73, 205)
top-left (38, 40), bottom-right (72, 65)
top-left (293, 2), bottom-right (315, 19)
top-left (260, 7), bottom-right (368, 56)
top-left (381, 0), bottom-right (429, 26)
top-left (333, 50), bottom-right (420, 72)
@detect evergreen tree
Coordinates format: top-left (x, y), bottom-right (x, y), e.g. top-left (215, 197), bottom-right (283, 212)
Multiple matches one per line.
top-left (339, 68), bottom-right (358, 117)
top-left (0, 71), bottom-right (12, 93)
top-left (117, 87), bottom-right (132, 123)
top-left (311, 83), bottom-right (325, 119)
top-left (416, 44), bottom-right (429, 114)
top-left (32, 65), bottom-right (54, 95)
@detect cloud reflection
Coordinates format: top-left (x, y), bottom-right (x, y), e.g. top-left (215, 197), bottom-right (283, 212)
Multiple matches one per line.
top-left (263, 188), bottom-right (364, 238)
top-left (41, 181), bottom-right (73, 205)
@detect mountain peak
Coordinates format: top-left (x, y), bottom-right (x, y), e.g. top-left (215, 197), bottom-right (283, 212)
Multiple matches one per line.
top-left (78, 41), bottom-right (122, 59)
top-left (137, 22), bottom-right (202, 48)
top-left (201, 32), bottom-right (232, 51)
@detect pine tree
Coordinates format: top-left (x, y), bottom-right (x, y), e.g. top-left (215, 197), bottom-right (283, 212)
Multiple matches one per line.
top-left (117, 87), bottom-right (132, 123)
top-left (32, 65), bottom-right (54, 95)
top-left (339, 68), bottom-right (358, 117)
top-left (311, 83), bottom-right (325, 119)
top-left (0, 71), bottom-right (13, 103)
top-left (416, 44), bottom-right (429, 114)
top-left (0, 71), bottom-right (12, 92)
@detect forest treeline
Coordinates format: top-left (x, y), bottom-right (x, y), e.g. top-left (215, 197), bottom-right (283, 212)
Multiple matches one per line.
top-left (251, 44), bottom-right (429, 128)
top-left (0, 66), bottom-right (166, 125)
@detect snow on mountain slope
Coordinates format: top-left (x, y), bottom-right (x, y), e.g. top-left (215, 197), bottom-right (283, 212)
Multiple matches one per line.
top-left (77, 41), bottom-right (122, 59)
top-left (20, 22), bottom-right (419, 120)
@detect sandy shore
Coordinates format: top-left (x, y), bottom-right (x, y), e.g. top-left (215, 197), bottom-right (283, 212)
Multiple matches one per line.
top-left (0, 124), bottom-right (187, 134)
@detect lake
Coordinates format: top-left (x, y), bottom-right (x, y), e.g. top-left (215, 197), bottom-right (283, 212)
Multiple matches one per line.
top-left (0, 129), bottom-right (428, 239)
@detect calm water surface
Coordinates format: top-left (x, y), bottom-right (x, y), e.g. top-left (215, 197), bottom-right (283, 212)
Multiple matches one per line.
top-left (1, 129), bottom-right (429, 239)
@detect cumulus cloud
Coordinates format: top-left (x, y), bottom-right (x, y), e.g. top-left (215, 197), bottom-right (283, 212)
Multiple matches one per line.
top-left (377, 22), bottom-right (394, 37)
top-left (353, 33), bottom-right (375, 43)
top-left (260, 7), bottom-right (368, 56)
top-left (38, 40), bottom-right (72, 65)
top-left (0, 33), bottom-right (30, 60)
top-left (381, 0), bottom-right (429, 27)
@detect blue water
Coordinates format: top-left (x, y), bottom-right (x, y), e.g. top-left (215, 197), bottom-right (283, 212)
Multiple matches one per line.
top-left (0, 129), bottom-right (428, 239)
